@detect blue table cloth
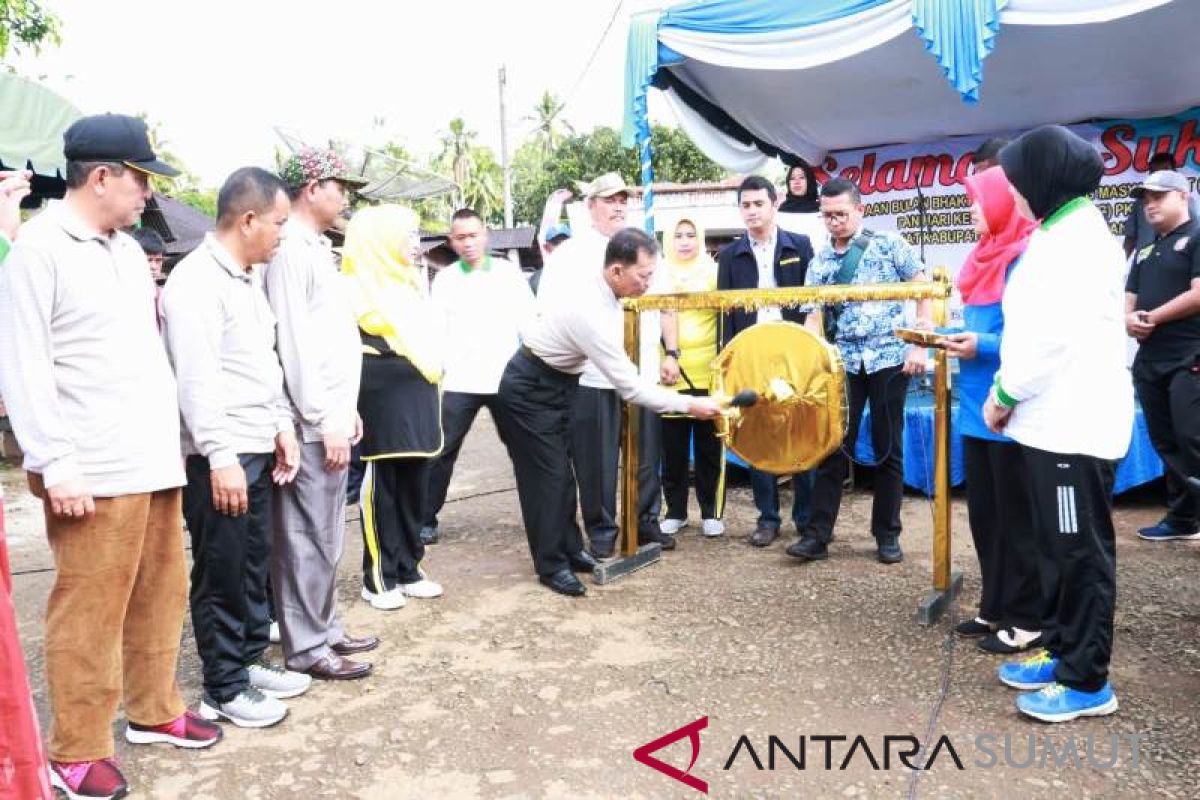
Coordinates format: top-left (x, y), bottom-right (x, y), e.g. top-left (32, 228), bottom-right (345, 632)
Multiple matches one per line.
top-left (725, 386), bottom-right (1162, 496)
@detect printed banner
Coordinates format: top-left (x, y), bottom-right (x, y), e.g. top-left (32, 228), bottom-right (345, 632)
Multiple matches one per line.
top-left (812, 108), bottom-right (1200, 275)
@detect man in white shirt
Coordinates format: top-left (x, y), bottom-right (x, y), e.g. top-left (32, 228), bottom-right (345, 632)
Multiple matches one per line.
top-left (163, 167), bottom-right (308, 729)
top-left (495, 228), bottom-right (722, 596)
top-left (422, 209), bottom-right (535, 543)
top-left (717, 176), bottom-right (815, 549)
top-left (266, 149), bottom-right (377, 682)
top-left (0, 114), bottom-right (221, 799)
top-left (538, 173), bottom-right (680, 557)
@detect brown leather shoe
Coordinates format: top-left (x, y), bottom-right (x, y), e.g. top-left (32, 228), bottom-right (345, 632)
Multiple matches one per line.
top-left (302, 654), bottom-right (373, 681)
top-left (749, 524), bottom-right (779, 547)
top-left (332, 634), bottom-right (381, 656)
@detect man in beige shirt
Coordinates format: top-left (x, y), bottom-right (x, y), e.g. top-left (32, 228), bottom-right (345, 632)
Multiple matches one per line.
top-left (0, 114), bottom-right (221, 800)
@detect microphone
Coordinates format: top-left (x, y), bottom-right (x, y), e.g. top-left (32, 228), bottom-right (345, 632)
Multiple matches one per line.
top-left (729, 389), bottom-right (759, 408)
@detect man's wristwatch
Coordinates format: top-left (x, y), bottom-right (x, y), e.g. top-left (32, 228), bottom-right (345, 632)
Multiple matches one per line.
top-left (665, 349), bottom-right (681, 359)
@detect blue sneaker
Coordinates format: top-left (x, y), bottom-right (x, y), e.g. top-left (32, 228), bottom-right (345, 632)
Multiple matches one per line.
top-left (998, 649), bottom-right (1058, 690)
top-left (1016, 682), bottom-right (1118, 723)
top-left (1136, 520), bottom-right (1199, 541)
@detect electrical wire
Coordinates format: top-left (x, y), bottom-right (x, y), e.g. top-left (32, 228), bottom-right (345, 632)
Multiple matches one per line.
top-left (904, 376), bottom-right (958, 800)
top-left (558, 0), bottom-right (626, 116)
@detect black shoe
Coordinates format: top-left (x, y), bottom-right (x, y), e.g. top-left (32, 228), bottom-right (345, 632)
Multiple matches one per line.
top-left (568, 550), bottom-right (599, 572)
top-left (639, 528), bottom-right (677, 551)
top-left (876, 537), bottom-right (903, 564)
top-left (785, 535), bottom-right (828, 560)
top-left (539, 569), bottom-right (587, 597)
top-left (420, 526), bottom-right (439, 545)
top-left (954, 618), bottom-right (996, 638)
top-left (749, 524), bottom-right (779, 548)
top-left (590, 536), bottom-right (616, 559)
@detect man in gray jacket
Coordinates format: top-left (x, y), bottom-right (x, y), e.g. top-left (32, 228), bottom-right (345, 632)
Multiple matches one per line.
top-left (163, 167), bottom-right (307, 729)
top-left (266, 149), bottom-right (377, 681)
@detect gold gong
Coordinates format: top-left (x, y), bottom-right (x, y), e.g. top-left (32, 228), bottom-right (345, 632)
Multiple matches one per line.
top-left (712, 321), bottom-right (846, 474)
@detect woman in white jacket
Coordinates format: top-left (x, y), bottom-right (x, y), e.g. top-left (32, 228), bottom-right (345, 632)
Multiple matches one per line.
top-left (984, 125), bottom-right (1133, 723)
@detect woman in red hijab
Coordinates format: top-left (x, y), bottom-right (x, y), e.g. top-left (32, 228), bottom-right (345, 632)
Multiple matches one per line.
top-left (941, 166), bottom-right (1046, 656)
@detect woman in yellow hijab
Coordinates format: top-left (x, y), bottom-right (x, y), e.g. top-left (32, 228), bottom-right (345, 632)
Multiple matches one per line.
top-left (342, 205), bottom-right (445, 610)
top-left (659, 217), bottom-right (725, 538)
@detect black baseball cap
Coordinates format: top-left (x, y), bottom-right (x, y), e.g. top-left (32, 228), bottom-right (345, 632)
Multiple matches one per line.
top-left (63, 114), bottom-right (180, 178)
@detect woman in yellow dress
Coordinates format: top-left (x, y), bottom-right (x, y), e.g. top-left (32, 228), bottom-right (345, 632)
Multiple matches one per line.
top-left (658, 217), bottom-right (725, 537)
top-left (343, 205), bottom-right (445, 610)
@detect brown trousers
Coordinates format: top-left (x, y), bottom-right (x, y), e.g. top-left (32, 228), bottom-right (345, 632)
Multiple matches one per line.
top-left (39, 481), bottom-right (188, 762)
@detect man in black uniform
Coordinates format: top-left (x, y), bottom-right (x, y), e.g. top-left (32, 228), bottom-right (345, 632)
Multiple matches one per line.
top-left (1125, 170), bottom-right (1200, 541)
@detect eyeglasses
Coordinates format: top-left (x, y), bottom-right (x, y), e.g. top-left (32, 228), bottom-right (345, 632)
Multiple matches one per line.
top-left (819, 210), bottom-right (853, 222)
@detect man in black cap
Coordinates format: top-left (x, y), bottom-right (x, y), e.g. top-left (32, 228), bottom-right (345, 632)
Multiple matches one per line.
top-left (1124, 169), bottom-right (1200, 542)
top-left (0, 113), bottom-right (222, 800)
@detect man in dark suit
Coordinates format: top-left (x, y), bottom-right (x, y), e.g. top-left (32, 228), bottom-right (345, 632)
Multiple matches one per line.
top-left (717, 175), bottom-right (815, 548)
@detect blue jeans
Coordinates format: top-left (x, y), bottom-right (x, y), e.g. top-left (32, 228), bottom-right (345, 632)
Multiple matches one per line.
top-left (749, 468), bottom-right (814, 530)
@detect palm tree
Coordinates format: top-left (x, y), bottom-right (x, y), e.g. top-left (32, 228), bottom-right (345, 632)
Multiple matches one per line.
top-left (435, 118), bottom-right (504, 222)
top-left (438, 117), bottom-right (478, 205)
top-left (527, 91), bottom-right (573, 158)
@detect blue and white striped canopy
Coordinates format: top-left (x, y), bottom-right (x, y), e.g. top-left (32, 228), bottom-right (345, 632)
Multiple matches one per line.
top-left (624, 0), bottom-right (1199, 173)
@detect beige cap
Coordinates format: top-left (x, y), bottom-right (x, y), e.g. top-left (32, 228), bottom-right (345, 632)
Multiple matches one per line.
top-left (577, 172), bottom-right (631, 199)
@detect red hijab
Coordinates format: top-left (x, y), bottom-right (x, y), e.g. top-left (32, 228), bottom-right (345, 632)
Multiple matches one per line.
top-left (957, 166), bottom-right (1036, 305)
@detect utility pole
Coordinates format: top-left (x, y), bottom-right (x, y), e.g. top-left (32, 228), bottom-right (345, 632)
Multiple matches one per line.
top-left (498, 65), bottom-right (514, 231)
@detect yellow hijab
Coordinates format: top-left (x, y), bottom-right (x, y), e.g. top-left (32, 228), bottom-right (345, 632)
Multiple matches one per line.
top-left (342, 204), bottom-right (442, 383)
top-left (662, 217), bottom-right (717, 293)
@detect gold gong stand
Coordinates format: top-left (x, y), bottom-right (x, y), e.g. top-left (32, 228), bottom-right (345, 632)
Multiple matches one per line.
top-left (598, 269), bottom-right (960, 624)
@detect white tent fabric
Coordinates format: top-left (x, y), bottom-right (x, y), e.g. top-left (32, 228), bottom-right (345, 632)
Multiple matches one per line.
top-left (661, 88), bottom-right (770, 174)
top-left (641, 0), bottom-right (1197, 170)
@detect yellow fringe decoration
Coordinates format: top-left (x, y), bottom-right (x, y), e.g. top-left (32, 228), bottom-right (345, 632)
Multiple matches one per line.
top-left (622, 277), bottom-right (950, 314)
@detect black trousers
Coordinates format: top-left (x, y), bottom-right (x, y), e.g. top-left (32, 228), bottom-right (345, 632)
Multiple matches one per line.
top-left (571, 386), bottom-right (621, 544)
top-left (1133, 357), bottom-right (1200, 531)
top-left (360, 458), bottom-right (428, 592)
top-left (1024, 446), bottom-right (1117, 693)
top-left (806, 364), bottom-right (908, 543)
top-left (494, 350), bottom-right (586, 576)
top-left (661, 390), bottom-right (723, 520)
top-left (570, 385), bottom-right (663, 546)
top-left (423, 390), bottom-right (500, 530)
top-left (962, 436), bottom-right (1046, 630)
top-left (184, 453), bottom-right (273, 703)
top-left (637, 408), bottom-right (664, 533)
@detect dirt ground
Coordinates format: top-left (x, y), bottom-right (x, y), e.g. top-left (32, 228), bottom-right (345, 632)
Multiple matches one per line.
top-left (6, 414), bottom-right (1199, 799)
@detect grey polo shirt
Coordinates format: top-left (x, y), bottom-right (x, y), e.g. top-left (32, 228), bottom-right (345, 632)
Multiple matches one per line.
top-left (162, 234), bottom-right (292, 468)
top-left (0, 200), bottom-right (185, 495)
top-left (264, 219), bottom-right (362, 444)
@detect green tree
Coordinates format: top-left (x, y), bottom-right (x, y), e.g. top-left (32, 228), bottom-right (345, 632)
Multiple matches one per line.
top-left (526, 91), bottom-right (573, 158)
top-left (512, 125), bottom-right (727, 225)
top-left (0, 0), bottom-right (60, 60)
top-left (138, 115), bottom-right (216, 217)
top-left (434, 118), bottom-right (503, 224)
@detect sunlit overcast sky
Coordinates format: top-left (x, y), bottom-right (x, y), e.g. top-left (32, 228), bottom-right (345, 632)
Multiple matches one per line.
top-left (16, 0), bottom-right (675, 185)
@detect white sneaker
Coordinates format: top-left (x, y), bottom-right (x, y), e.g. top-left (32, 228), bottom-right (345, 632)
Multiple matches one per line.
top-left (660, 518), bottom-right (688, 535)
top-left (701, 518), bottom-right (725, 537)
top-left (247, 661), bottom-right (311, 699)
top-left (199, 686), bottom-right (287, 728)
top-left (400, 578), bottom-right (444, 598)
top-left (268, 621), bottom-right (281, 644)
top-left (361, 586), bottom-right (406, 610)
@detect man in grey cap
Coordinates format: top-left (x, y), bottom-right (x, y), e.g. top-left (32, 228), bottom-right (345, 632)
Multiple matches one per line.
top-left (1124, 169), bottom-right (1200, 543)
top-left (0, 113), bottom-right (222, 800)
top-left (1124, 152), bottom-right (1200, 258)
top-left (537, 173), bottom-right (680, 558)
